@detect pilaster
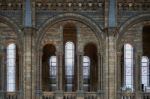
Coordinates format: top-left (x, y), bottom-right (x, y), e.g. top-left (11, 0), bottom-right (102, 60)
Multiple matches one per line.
top-left (134, 52), bottom-right (142, 99)
top-left (104, 27), bottom-right (118, 99)
top-left (23, 27), bottom-right (36, 99)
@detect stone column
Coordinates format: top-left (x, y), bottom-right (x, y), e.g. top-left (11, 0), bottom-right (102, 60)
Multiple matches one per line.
top-left (134, 53), bottom-right (142, 99)
top-left (104, 28), bottom-right (117, 99)
top-left (0, 46), bottom-right (5, 99)
top-left (117, 52), bottom-right (121, 99)
top-left (97, 52), bottom-right (104, 99)
top-left (55, 52), bottom-right (63, 99)
top-left (35, 49), bottom-right (43, 99)
top-left (77, 52), bottom-right (84, 99)
top-left (18, 49), bottom-right (24, 99)
top-left (23, 28), bottom-right (35, 99)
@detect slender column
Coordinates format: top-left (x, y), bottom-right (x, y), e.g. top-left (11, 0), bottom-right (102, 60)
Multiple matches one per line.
top-left (117, 52), bottom-right (121, 99)
top-left (77, 52), bottom-right (83, 91)
top-left (56, 52), bottom-right (63, 91)
top-left (35, 49), bottom-right (42, 99)
top-left (134, 53), bottom-right (142, 99)
top-left (0, 46), bottom-right (5, 99)
top-left (97, 52), bottom-right (101, 90)
top-left (97, 52), bottom-right (104, 99)
top-left (55, 51), bottom-right (63, 99)
top-left (77, 52), bottom-right (84, 99)
top-left (100, 52), bottom-right (104, 91)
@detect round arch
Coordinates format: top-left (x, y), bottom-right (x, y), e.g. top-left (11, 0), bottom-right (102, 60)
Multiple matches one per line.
top-left (0, 15), bottom-right (23, 49)
top-left (36, 13), bottom-right (104, 50)
top-left (117, 13), bottom-right (150, 43)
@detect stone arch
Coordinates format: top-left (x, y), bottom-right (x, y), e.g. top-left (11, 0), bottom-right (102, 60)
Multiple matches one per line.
top-left (36, 13), bottom-right (104, 51)
top-left (82, 42), bottom-right (99, 53)
top-left (117, 13), bottom-right (150, 43)
top-left (0, 15), bottom-right (23, 49)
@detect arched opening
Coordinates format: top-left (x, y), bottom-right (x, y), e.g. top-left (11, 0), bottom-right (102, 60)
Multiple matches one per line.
top-left (141, 56), bottom-right (149, 91)
top-left (6, 43), bottom-right (19, 92)
top-left (84, 43), bottom-right (98, 91)
top-left (121, 44), bottom-right (134, 91)
top-left (42, 44), bottom-right (56, 91)
top-left (63, 23), bottom-right (77, 91)
top-left (141, 25), bottom-right (150, 92)
top-left (143, 25), bottom-right (150, 57)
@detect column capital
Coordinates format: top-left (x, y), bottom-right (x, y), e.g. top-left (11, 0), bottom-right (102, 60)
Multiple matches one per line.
top-left (77, 52), bottom-right (84, 56)
top-left (22, 27), bottom-right (37, 36)
top-left (105, 27), bottom-right (119, 36)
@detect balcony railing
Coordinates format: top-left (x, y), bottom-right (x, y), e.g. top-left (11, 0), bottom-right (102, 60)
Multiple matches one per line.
top-left (6, 92), bottom-right (20, 99)
top-left (142, 92), bottom-right (150, 99)
top-left (42, 92), bottom-right (55, 99)
top-left (42, 91), bottom-right (104, 99)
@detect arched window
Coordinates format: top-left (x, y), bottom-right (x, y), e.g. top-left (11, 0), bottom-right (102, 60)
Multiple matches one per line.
top-left (83, 43), bottom-right (98, 91)
top-left (65, 41), bottom-right (74, 91)
top-left (141, 56), bottom-right (149, 90)
top-left (49, 56), bottom-right (56, 91)
top-left (83, 56), bottom-right (90, 91)
top-left (42, 44), bottom-right (56, 91)
top-left (124, 44), bottom-right (133, 90)
top-left (7, 43), bottom-right (16, 92)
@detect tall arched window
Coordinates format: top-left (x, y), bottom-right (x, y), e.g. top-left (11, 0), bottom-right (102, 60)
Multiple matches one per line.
top-left (65, 41), bottom-right (74, 91)
top-left (83, 56), bottom-right (90, 91)
top-left (42, 44), bottom-right (56, 91)
top-left (124, 44), bottom-right (133, 90)
top-left (84, 43), bottom-right (98, 91)
top-left (7, 43), bottom-right (16, 92)
top-left (141, 56), bottom-right (149, 90)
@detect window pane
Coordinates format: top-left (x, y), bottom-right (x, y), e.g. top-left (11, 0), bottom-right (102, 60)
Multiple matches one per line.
top-left (49, 56), bottom-right (57, 76)
top-left (65, 42), bottom-right (74, 91)
top-left (141, 56), bottom-right (149, 87)
top-left (124, 44), bottom-right (133, 89)
top-left (83, 56), bottom-right (90, 76)
top-left (7, 43), bottom-right (16, 92)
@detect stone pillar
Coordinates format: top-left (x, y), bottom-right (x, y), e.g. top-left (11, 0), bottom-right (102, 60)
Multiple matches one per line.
top-left (77, 52), bottom-right (84, 99)
top-left (104, 28), bottom-right (117, 99)
top-left (55, 52), bottom-right (63, 99)
top-left (134, 53), bottom-right (142, 99)
top-left (23, 28), bottom-right (35, 99)
top-left (35, 49), bottom-right (43, 99)
top-left (117, 52), bottom-right (121, 99)
top-left (0, 46), bottom-right (5, 99)
top-left (97, 52), bottom-right (104, 99)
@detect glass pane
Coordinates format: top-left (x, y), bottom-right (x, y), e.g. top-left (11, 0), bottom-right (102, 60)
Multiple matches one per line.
top-left (126, 67), bottom-right (132, 75)
top-left (141, 56), bottom-right (149, 87)
top-left (142, 76), bottom-right (148, 86)
top-left (7, 43), bottom-right (16, 92)
top-left (49, 56), bottom-right (57, 76)
top-left (124, 44), bottom-right (133, 89)
top-left (142, 67), bottom-right (148, 75)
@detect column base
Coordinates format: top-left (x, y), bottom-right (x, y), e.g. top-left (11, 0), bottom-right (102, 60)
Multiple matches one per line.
top-left (55, 90), bottom-right (64, 99)
top-left (77, 90), bottom-right (84, 99)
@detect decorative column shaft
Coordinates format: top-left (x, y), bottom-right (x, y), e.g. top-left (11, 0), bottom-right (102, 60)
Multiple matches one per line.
top-left (117, 52), bottom-right (121, 99)
top-left (134, 53), bottom-right (142, 99)
top-left (56, 52), bottom-right (63, 91)
top-left (77, 52), bottom-right (83, 91)
top-left (23, 28), bottom-right (35, 99)
top-left (0, 46), bottom-right (5, 99)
